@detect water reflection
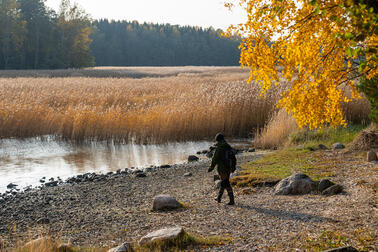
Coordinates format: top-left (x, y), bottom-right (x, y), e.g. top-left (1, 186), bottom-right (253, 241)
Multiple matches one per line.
top-left (0, 137), bottom-right (214, 192)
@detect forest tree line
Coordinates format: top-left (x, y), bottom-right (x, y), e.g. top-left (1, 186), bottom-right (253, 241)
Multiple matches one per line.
top-left (0, 0), bottom-right (240, 69)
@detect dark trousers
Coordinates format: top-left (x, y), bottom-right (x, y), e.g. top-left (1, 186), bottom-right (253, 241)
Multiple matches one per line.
top-left (218, 178), bottom-right (234, 203)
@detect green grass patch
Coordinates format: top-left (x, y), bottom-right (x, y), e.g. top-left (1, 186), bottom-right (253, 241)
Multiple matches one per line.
top-left (232, 125), bottom-right (367, 188)
top-left (232, 149), bottom-right (334, 187)
top-left (289, 125), bottom-right (367, 150)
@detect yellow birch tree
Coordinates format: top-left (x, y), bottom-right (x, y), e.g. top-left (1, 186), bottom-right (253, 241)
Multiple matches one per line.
top-left (225, 0), bottom-right (377, 129)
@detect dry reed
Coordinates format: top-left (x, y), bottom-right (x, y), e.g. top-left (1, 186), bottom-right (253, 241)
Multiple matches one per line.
top-left (0, 67), bottom-right (370, 143)
top-left (253, 109), bottom-right (298, 149)
top-left (0, 69), bottom-right (282, 143)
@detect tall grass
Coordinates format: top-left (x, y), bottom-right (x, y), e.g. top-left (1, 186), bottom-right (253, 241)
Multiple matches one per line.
top-left (254, 109), bottom-right (298, 149)
top-left (0, 69), bottom-right (283, 143)
top-left (0, 67), bottom-right (370, 143)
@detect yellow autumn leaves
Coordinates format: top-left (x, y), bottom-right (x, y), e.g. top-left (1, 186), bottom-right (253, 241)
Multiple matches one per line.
top-left (226, 0), bottom-right (377, 129)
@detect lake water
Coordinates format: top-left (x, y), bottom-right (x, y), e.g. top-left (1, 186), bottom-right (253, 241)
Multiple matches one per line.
top-left (0, 137), bottom-right (251, 192)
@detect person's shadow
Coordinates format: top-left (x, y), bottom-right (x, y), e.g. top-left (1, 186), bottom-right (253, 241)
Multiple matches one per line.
top-left (237, 204), bottom-right (337, 223)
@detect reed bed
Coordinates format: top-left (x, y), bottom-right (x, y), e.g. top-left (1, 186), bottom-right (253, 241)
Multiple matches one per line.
top-left (0, 68), bottom-right (370, 143)
top-left (0, 70), bottom-right (280, 143)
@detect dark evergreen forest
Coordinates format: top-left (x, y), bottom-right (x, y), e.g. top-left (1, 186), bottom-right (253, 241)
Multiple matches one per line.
top-left (0, 0), bottom-right (240, 70)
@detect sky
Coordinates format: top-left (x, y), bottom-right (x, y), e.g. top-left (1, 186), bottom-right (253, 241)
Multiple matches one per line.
top-left (45, 0), bottom-right (246, 30)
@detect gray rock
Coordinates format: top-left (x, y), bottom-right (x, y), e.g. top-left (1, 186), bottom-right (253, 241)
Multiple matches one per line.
top-left (108, 242), bottom-right (134, 252)
top-left (318, 144), bottom-right (328, 150)
top-left (274, 173), bottom-right (317, 195)
top-left (135, 173), bottom-right (147, 178)
top-left (318, 179), bottom-right (335, 192)
top-left (184, 172), bottom-right (192, 177)
top-left (188, 155), bottom-right (199, 162)
top-left (333, 143), bottom-right (345, 150)
top-left (45, 181), bottom-right (58, 187)
top-left (36, 217), bottom-right (50, 224)
top-left (139, 227), bottom-right (185, 246)
top-left (321, 246), bottom-right (358, 252)
top-left (7, 183), bottom-right (17, 189)
top-left (159, 164), bottom-right (171, 168)
top-left (322, 184), bottom-right (343, 196)
top-left (206, 151), bottom-right (214, 158)
top-left (152, 195), bottom-right (182, 211)
top-left (367, 150), bottom-right (377, 162)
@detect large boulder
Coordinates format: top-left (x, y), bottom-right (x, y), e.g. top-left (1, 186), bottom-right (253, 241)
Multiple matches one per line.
top-left (318, 179), bottom-right (335, 193)
top-left (274, 173), bottom-right (316, 195)
top-left (367, 150), bottom-right (377, 162)
top-left (322, 184), bottom-right (343, 196)
top-left (139, 227), bottom-right (185, 246)
top-left (108, 242), bottom-right (134, 252)
top-left (152, 195), bottom-right (182, 211)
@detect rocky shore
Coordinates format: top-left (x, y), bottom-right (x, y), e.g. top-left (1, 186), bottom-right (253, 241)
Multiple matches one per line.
top-left (0, 150), bottom-right (377, 251)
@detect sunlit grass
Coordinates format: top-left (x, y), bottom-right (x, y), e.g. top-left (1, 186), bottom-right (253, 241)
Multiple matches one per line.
top-left (232, 125), bottom-right (366, 187)
top-left (0, 68), bottom-right (284, 143)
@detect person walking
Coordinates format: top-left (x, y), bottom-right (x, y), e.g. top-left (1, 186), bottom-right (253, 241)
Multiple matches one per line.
top-left (208, 133), bottom-right (235, 205)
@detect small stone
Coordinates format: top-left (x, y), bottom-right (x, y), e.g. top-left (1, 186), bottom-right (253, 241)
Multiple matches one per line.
top-left (45, 181), bottom-right (58, 187)
top-left (152, 195), bottom-right (182, 211)
top-left (318, 179), bottom-right (335, 192)
top-left (188, 155), bottom-right (199, 162)
top-left (318, 144), bottom-right (328, 150)
top-left (184, 172), bottom-right (192, 177)
top-left (322, 184), bottom-right (343, 196)
top-left (367, 150), bottom-right (377, 162)
top-left (108, 242), bottom-right (134, 252)
top-left (7, 183), bottom-right (17, 189)
top-left (139, 227), bottom-right (185, 246)
top-left (321, 246), bottom-right (358, 252)
top-left (159, 164), bottom-right (171, 169)
top-left (201, 150), bottom-right (209, 154)
top-left (36, 217), bottom-right (50, 224)
top-left (135, 173), bottom-right (147, 178)
top-left (333, 143), bottom-right (345, 150)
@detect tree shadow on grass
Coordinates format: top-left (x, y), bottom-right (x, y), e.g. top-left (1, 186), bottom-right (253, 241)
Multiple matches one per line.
top-left (237, 204), bottom-right (337, 224)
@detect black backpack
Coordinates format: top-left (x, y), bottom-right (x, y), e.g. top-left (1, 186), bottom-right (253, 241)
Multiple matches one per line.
top-left (225, 147), bottom-right (237, 172)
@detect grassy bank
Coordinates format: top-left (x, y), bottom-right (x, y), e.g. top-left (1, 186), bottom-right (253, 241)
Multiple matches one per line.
top-left (232, 125), bottom-right (368, 187)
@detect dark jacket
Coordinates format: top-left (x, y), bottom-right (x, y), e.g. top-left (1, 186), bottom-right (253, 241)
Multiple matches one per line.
top-left (208, 140), bottom-right (232, 179)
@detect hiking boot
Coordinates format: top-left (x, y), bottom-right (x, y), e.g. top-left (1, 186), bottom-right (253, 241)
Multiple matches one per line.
top-left (226, 187), bottom-right (235, 205)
